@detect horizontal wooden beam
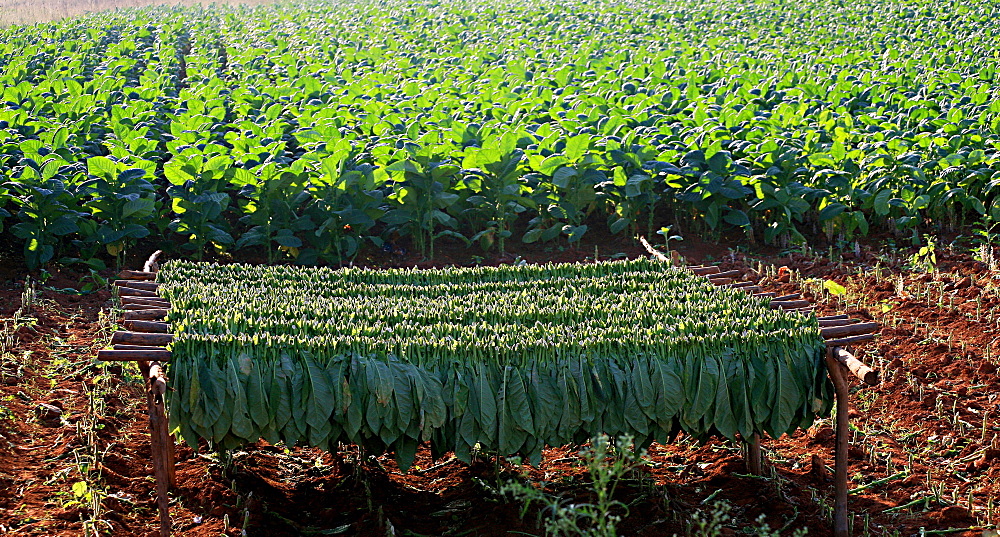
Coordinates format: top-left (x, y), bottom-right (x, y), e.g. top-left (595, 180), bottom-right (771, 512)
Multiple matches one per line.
top-left (118, 270), bottom-right (156, 281)
top-left (121, 297), bottom-right (170, 307)
top-left (821, 322), bottom-right (879, 340)
top-left (818, 318), bottom-right (859, 327)
top-left (123, 320), bottom-right (170, 333)
top-left (111, 331), bottom-right (173, 346)
top-left (98, 349), bottom-right (171, 362)
top-left (753, 292), bottom-right (776, 298)
top-left (124, 309), bottom-right (168, 321)
top-left (772, 293), bottom-right (801, 301)
top-left (114, 344), bottom-right (169, 351)
top-left (832, 347), bottom-right (879, 386)
top-left (817, 314), bottom-right (850, 321)
top-left (825, 333), bottom-right (876, 347)
top-left (114, 280), bottom-right (160, 291)
top-left (124, 304), bottom-right (168, 311)
top-left (708, 270), bottom-right (741, 280)
top-left (771, 299), bottom-right (811, 309)
top-left (690, 266), bottom-right (721, 276)
top-left (727, 281), bottom-right (756, 289)
top-left (118, 287), bottom-right (160, 298)
top-left (710, 278), bottom-right (734, 286)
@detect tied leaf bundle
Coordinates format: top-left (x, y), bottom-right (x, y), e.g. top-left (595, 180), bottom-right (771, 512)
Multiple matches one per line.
top-left (159, 258), bottom-right (832, 470)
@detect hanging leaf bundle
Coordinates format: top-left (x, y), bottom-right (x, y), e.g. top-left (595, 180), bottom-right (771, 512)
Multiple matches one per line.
top-left (158, 258), bottom-right (832, 470)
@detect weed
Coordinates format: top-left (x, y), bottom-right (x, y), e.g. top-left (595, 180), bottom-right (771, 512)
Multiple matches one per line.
top-left (502, 434), bottom-right (645, 537)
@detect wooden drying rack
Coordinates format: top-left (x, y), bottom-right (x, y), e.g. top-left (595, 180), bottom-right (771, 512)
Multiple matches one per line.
top-left (639, 238), bottom-right (878, 537)
top-left (98, 247), bottom-right (879, 537)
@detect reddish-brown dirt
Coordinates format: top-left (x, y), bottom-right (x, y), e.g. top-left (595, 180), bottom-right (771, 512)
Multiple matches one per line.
top-left (0, 235), bottom-right (997, 536)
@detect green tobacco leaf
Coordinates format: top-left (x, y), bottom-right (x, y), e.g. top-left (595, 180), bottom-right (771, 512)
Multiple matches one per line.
top-left (229, 357), bottom-right (256, 441)
top-left (305, 354), bottom-right (335, 429)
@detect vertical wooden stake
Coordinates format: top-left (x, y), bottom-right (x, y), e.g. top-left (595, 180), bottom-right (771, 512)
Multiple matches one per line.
top-left (141, 360), bottom-right (172, 537)
top-left (166, 426), bottom-right (177, 488)
top-left (825, 348), bottom-right (851, 537)
top-left (746, 433), bottom-right (763, 474)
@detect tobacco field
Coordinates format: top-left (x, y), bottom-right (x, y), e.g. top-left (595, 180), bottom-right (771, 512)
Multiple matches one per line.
top-left (1, 0), bottom-right (1000, 269)
top-left (1, 0), bottom-right (1000, 536)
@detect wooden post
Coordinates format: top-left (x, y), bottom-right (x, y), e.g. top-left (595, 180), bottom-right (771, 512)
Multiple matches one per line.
top-left (144, 250), bottom-right (163, 273)
top-left (746, 433), bottom-right (763, 474)
top-left (832, 347), bottom-right (879, 386)
top-left (825, 348), bottom-right (851, 537)
top-left (147, 360), bottom-right (173, 536)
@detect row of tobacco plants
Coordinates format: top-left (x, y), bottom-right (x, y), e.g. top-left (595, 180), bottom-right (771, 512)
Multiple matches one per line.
top-left (2, 0), bottom-right (1000, 269)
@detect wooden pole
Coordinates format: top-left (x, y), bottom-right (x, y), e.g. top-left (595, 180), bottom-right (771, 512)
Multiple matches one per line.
top-left (98, 349), bottom-right (172, 362)
top-left (118, 287), bottom-right (160, 298)
top-left (825, 334), bottom-right (876, 347)
top-left (708, 270), bottom-right (742, 280)
top-left (817, 314), bottom-right (850, 321)
top-left (124, 309), bottom-right (169, 322)
top-left (147, 362), bottom-right (175, 488)
top-left (144, 250), bottom-right (163, 273)
top-left (124, 304), bottom-right (167, 311)
top-left (825, 349), bottom-right (851, 537)
top-left (820, 322), bottom-right (879, 340)
top-left (121, 297), bottom-right (171, 307)
top-left (118, 270), bottom-right (156, 281)
top-left (124, 320), bottom-right (170, 333)
top-left (111, 331), bottom-right (173, 346)
top-left (818, 318), bottom-right (859, 327)
top-left (146, 360), bottom-right (172, 537)
top-left (639, 236), bottom-right (669, 263)
top-left (772, 293), bottom-right (802, 301)
top-left (114, 280), bottom-right (161, 291)
top-left (832, 347), bottom-right (879, 386)
top-left (690, 266), bottom-right (721, 276)
top-left (747, 433), bottom-right (762, 474)
top-left (113, 344), bottom-right (169, 351)
top-left (771, 299), bottom-right (811, 309)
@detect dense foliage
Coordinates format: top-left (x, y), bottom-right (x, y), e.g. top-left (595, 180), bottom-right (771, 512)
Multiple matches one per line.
top-left (158, 259), bottom-right (831, 468)
top-left (2, 0), bottom-right (1000, 269)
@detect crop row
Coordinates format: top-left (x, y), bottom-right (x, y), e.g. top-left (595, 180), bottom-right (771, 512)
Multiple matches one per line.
top-left (3, 0), bottom-right (1000, 269)
top-left (159, 259), bottom-right (832, 467)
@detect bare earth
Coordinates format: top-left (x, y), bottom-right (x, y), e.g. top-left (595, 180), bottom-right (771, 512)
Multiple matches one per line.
top-left (0, 0), bottom-right (274, 25)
